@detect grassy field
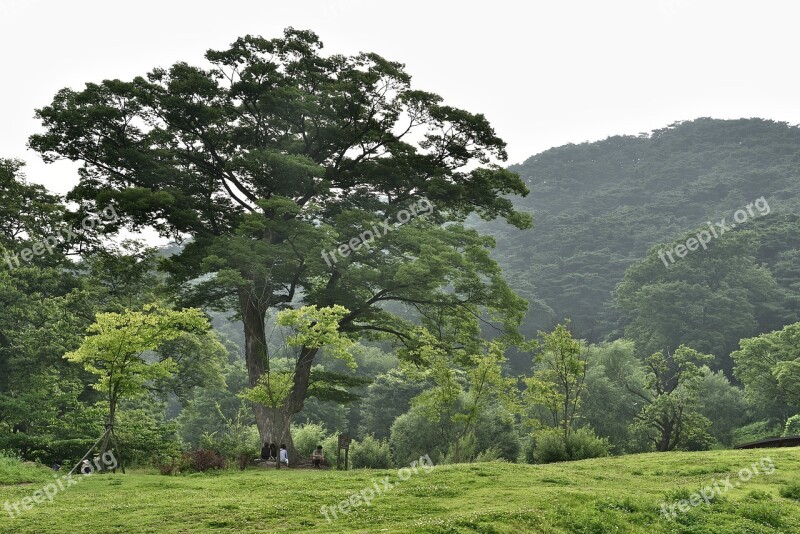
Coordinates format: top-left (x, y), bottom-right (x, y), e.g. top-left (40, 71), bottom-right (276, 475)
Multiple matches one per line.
top-left (1, 448), bottom-right (799, 533)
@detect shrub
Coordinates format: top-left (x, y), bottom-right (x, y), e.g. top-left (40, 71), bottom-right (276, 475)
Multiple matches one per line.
top-left (350, 435), bottom-right (393, 469)
top-left (199, 426), bottom-right (259, 466)
top-left (292, 422), bottom-right (330, 460)
top-left (520, 434), bottom-right (537, 464)
top-left (115, 406), bottom-right (183, 468)
top-left (533, 430), bottom-right (569, 463)
top-left (473, 405), bottom-right (520, 462)
top-left (531, 428), bottom-right (609, 464)
top-left (732, 421), bottom-right (781, 445)
top-left (746, 490), bottom-right (773, 501)
top-left (180, 449), bottom-right (226, 472)
top-left (441, 434), bottom-right (477, 465)
top-left (389, 406), bottom-right (448, 466)
top-left (320, 434), bottom-right (341, 468)
top-left (567, 428), bottom-right (610, 460)
top-left (0, 433), bottom-right (96, 467)
top-left (779, 482), bottom-right (800, 500)
top-left (473, 446), bottom-right (508, 463)
top-left (159, 459), bottom-right (177, 476)
top-left (0, 451), bottom-right (53, 485)
top-left (783, 414), bottom-right (800, 437)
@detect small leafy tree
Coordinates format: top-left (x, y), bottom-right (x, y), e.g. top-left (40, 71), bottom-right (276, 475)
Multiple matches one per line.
top-left (523, 323), bottom-right (588, 440)
top-left (410, 329), bottom-right (517, 463)
top-left (65, 304), bottom-right (221, 459)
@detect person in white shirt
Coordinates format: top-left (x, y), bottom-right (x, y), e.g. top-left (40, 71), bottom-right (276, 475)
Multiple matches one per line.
top-left (279, 444), bottom-right (289, 467)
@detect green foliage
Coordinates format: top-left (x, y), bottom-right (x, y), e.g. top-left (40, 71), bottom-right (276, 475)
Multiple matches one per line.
top-left (30, 27), bottom-right (530, 448)
top-left (179, 450), bottom-right (227, 473)
top-left (472, 405), bottom-right (520, 462)
top-left (696, 370), bottom-right (750, 447)
top-left (349, 435), bottom-right (393, 469)
top-left (0, 451), bottom-right (54, 485)
top-left (408, 332), bottom-right (518, 464)
top-left (780, 482), bottom-right (800, 500)
top-left (473, 446), bottom-right (508, 463)
top-left (616, 228), bottom-right (784, 375)
top-left (197, 401), bottom-right (260, 465)
top-left (390, 405), bottom-right (449, 467)
top-left (784, 414), bottom-right (800, 437)
top-left (290, 422), bottom-right (330, 462)
top-left (0, 158), bottom-right (66, 254)
top-left (732, 321), bottom-right (800, 421)
top-left (177, 360), bottom-right (251, 449)
top-left (529, 427), bottom-right (609, 464)
top-left (474, 119), bottom-right (800, 352)
top-left (114, 401), bottom-right (182, 468)
top-left (276, 305), bottom-right (355, 367)
top-left (240, 305), bottom-right (354, 431)
top-left (65, 304), bottom-right (219, 432)
top-left (358, 368), bottom-right (429, 440)
top-left (732, 420), bottom-right (783, 446)
top-left (522, 322), bottom-right (587, 439)
top-left (627, 345), bottom-right (714, 451)
top-left (581, 340), bottom-right (648, 453)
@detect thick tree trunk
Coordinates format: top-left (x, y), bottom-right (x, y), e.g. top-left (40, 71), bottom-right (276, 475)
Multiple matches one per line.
top-left (238, 288), bottom-right (319, 463)
top-left (252, 404), bottom-right (295, 459)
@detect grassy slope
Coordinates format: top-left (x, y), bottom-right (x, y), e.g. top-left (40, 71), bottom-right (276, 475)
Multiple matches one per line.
top-left (1, 449), bottom-right (799, 533)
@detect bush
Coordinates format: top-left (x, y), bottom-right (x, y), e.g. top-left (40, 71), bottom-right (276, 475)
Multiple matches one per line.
top-left (350, 435), bottom-right (393, 469)
top-left (199, 426), bottom-right (259, 466)
top-left (779, 482), bottom-right (800, 500)
top-left (473, 405), bottom-right (520, 462)
top-left (520, 434), bottom-right (537, 464)
top-left (533, 430), bottom-right (569, 463)
top-left (320, 434), bottom-right (342, 468)
top-left (180, 449), bottom-right (226, 472)
top-left (733, 421), bottom-right (782, 445)
top-left (159, 459), bottom-right (178, 476)
top-left (531, 428), bottom-right (609, 464)
top-left (0, 433), bottom-right (96, 467)
top-left (567, 428), bottom-right (610, 460)
top-left (473, 446), bottom-right (508, 463)
top-left (389, 406), bottom-right (449, 466)
top-left (0, 451), bottom-right (53, 485)
top-left (783, 414), bottom-right (800, 437)
top-left (115, 407), bottom-right (183, 467)
top-left (292, 422), bottom-right (330, 460)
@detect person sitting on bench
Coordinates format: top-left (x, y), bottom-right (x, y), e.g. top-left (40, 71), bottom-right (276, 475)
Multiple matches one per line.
top-left (279, 444), bottom-right (289, 467)
top-left (260, 442), bottom-right (272, 461)
top-left (312, 445), bottom-right (324, 468)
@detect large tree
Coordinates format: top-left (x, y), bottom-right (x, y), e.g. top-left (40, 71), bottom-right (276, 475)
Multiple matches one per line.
top-left (30, 28), bottom-right (530, 452)
top-left (615, 227), bottom-right (784, 375)
top-left (625, 346), bottom-right (714, 452)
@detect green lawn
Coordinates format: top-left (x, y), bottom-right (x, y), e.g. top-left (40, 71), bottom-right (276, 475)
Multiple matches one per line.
top-left (1, 449), bottom-right (799, 533)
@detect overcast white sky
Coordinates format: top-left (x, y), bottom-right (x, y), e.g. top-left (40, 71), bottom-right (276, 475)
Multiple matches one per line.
top-left (2, 0), bottom-right (799, 196)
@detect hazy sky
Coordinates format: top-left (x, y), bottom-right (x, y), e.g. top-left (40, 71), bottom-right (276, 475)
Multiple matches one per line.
top-left (2, 0), bottom-right (799, 195)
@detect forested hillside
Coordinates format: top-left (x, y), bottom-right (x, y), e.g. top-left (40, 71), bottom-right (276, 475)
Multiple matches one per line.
top-left (482, 118), bottom-right (800, 353)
